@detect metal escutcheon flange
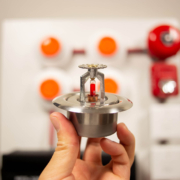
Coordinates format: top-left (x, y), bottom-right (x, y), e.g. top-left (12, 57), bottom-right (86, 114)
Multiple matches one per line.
top-left (53, 92), bottom-right (133, 137)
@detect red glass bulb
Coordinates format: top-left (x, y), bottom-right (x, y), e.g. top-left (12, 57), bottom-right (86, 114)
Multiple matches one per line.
top-left (90, 79), bottom-right (96, 96)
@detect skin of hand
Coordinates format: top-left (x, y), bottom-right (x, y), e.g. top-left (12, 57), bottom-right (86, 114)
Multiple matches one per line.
top-left (39, 112), bottom-right (135, 180)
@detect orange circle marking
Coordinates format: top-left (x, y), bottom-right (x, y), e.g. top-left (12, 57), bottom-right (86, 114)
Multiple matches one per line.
top-left (98, 78), bottom-right (119, 94)
top-left (40, 79), bottom-right (60, 100)
top-left (41, 37), bottom-right (60, 56)
top-left (98, 37), bottom-right (117, 56)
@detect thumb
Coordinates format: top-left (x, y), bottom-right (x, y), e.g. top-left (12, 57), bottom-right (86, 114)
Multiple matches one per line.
top-left (39, 112), bottom-right (79, 180)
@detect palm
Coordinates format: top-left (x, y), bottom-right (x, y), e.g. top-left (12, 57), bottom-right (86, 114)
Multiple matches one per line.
top-left (69, 122), bottom-right (135, 180)
top-left (71, 135), bottom-right (132, 180)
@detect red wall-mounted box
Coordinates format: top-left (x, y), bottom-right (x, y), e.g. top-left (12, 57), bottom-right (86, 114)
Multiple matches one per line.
top-left (151, 63), bottom-right (178, 99)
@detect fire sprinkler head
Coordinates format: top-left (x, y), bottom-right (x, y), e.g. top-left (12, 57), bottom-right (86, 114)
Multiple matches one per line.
top-left (52, 64), bottom-right (133, 137)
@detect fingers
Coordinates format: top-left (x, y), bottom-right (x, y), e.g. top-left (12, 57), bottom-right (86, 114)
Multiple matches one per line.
top-left (83, 138), bottom-right (102, 165)
top-left (39, 112), bottom-right (79, 180)
top-left (100, 138), bottom-right (130, 178)
top-left (117, 123), bottom-right (135, 166)
top-left (78, 136), bottom-right (81, 159)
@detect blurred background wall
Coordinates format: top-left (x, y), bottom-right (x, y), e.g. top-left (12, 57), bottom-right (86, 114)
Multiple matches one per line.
top-left (0, 0), bottom-right (180, 69)
top-left (0, 0), bottom-right (180, 89)
top-left (1, 1), bottom-right (180, 180)
top-left (0, 0), bottom-right (180, 73)
top-left (0, 0), bottom-right (180, 33)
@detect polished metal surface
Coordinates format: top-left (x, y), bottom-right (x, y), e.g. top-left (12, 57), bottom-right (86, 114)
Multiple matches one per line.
top-left (80, 71), bottom-right (90, 103)
top-left (96, 71), bottom-right (105, 104)
top-left (53, 92), bottom-right (133, 137)
top-left (67, 112), bottom-right (118, 137)
top-left (53, 92), bottom-right (133, 114)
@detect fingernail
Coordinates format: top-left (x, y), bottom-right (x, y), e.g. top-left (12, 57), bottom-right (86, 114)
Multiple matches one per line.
top-left (123, 123), bottom-right (128, 130)
top-left (105, 138), bottom-right (116, 144)
top-left (51, 116), bottom-right (60, 132)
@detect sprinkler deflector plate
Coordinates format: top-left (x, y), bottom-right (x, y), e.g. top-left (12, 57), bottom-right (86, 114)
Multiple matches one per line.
top-left (53, 92), bottom-right (133, 114)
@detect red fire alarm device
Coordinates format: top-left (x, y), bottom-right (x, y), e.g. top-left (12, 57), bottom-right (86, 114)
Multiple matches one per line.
top-left (148, 25), bottom-right (180, 60)
top-left (151, 63), bottom-right (178, 99)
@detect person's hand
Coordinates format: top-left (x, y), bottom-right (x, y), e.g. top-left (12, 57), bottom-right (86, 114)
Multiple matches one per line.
top-left (39, 112), bottom-right (135, 180)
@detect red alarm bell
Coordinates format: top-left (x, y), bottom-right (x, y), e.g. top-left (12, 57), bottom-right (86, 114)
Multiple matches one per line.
top-left (151, 63), bottom-right (178, 99)
top-left (148, 25), bottom-right (180, 60)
